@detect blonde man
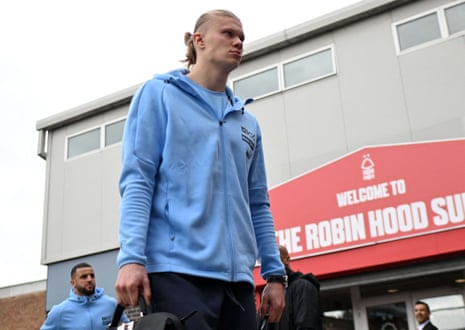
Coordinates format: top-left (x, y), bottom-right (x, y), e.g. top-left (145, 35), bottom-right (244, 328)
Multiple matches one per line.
top-left (115, 9), bottom-right (285, 330)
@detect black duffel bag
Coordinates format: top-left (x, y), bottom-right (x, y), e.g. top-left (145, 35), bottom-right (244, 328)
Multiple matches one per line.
top-left (108, 298), bottom-right (196, 330)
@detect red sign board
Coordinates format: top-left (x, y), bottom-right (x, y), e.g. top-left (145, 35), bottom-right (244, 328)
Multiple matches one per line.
top-left (258, 138), bottom-right (465, 280)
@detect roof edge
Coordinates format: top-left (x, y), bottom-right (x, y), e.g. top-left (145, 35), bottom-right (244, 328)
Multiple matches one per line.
top-left (242, 0), bottom-right (417, 61)
top-left (36, 83), bottom-right (140, 131)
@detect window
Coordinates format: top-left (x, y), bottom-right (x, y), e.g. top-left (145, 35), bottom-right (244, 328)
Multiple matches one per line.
top-left (396, 13), bottom-right (441, 51)
top-left (283, 48), bottom-right (335, 88)
top-left (66, 118), bottom-right (126, 159)
top-left (105, 119), bottom-right (125, 146)
top-left (445, 2), bottom-right (465, 35)
top-left (394, 1), bottom-right (465, 53)
top-left (233, 67), bottom-right (279, 100)
top-left (232, 45), bottom-right (335, 100)
top-left (67, 128), bottom-right (100, 159)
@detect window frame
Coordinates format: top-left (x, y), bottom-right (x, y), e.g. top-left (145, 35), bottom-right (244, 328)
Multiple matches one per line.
top-left (230, 44), bottom-right (336, 101)
top-left (282, 45), bottom-right (337, 91)
top-left (104, 117), bottom-right (126, 147)
top-left (65, 126), bottom-right (101, 160)
top-left (65, 116), bottom-right (126, 161)
top-left (231, 64), bottom-right (282, 100)
top-left (444, 0), bottom-right (465, 36)
top-left (393, 0), bottom-right (465, 55)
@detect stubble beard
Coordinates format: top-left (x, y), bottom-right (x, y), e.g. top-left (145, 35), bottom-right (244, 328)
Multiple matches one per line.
top-left (76, 284), bottom-right (95, 296)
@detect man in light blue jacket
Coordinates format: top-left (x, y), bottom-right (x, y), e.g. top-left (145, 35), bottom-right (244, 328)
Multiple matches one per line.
top-left (115, 8), bottom-right (286, 330)
top-left (41, 263), bottom-right (123, 330)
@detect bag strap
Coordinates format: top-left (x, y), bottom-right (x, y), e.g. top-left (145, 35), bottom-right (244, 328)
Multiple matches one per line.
top-left (108, 296), bottom-right (147, 329)
top-left (258, 314), bottom-right (269, 330)
top-left (108, 304), bottom-right (126, 329)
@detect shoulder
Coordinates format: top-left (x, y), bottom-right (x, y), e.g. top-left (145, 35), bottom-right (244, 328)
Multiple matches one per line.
top-left (43, 299), bottom-right (73, 324)
top-left (300, 273), bottom-right (320, 290)
top-left (48, 298), bottom-right (71, 312)
top-left (287, 272), bottom-right (320, 295)
top-left (135, 78), bottom-right (168, 99)
top-left (135, 70), bottom-right (185, 98)
top-left (426, 323), bottom-right (438, 330)
top-left (290, 276), bottom-right (315, 290)
top-left (241, 110), bottom-right (258, 124)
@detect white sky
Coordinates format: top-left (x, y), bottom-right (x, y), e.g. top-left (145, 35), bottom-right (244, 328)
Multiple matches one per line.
top-left (0, 0), bottom-right (361, 288)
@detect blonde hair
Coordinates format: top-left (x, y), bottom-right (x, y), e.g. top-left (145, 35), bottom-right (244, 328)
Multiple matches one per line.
top-left (182, 9), bottom-right (241, 68)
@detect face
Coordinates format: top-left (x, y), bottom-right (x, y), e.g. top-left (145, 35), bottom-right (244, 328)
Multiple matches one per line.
top-left (415, 303), bottom-right (431, 324)
top-left (194, 15), bottom-right (244, 72)
top-left (279, 246), bottom-right (290, 268)
top-left (71, 266), bottom-right (96, 296)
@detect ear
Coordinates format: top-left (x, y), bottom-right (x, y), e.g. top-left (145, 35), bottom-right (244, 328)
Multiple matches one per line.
top-left (192, 32), bottom-right (205, 49)
top-left (70, 279), bottom-right (75, 287)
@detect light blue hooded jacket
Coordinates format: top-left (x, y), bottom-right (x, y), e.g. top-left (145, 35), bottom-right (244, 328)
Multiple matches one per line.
top-left (117, 69), bottom-right (285, 284)
top-left (40, 288), bottom-right (119, 330)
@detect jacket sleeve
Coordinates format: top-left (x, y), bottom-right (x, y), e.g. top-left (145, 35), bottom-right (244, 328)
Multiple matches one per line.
top-left (248, 123), bottom-right (285, 278)
top-left (117, 80), bottom-right (167, 267)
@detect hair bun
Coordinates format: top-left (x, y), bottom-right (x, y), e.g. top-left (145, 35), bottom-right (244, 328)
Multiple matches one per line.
top-left (184, 32), bottom-right (193, 46)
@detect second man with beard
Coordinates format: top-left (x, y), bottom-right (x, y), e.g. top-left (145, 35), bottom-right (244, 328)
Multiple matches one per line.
top-left (40, 262), bottom-right (125, 330)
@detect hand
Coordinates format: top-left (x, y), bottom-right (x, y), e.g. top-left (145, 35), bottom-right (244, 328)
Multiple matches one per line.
top-left (115, 263), bottom-right (151, 307)
top-left (260, 282), bottom-right (285, 323)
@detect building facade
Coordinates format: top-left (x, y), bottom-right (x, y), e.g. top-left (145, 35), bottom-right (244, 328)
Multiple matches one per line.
top-left (36, 0), bottom-right (465, 328)
top-left (0, 280), bottom-right (46, 329)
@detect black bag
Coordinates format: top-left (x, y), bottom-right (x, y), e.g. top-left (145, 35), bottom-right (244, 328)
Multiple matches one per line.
top-left (108, 298), bottom-right (195, 330)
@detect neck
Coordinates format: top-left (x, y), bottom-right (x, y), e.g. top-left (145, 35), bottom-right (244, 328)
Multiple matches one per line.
top-left (188, 64), bottom-right (229, 92)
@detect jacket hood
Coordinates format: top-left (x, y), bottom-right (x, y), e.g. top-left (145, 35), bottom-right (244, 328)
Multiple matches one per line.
top-left (153, 68), bottom-right (253, 111)
top-left (68, 287), bottom-right (105, 304)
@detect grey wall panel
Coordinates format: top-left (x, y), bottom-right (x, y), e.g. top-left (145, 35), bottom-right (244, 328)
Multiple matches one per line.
top-left (278, 34), bottom-right (335, 62)
top-left (63, 152), bottom-right (104, 255)
top-left (240, 37), bottom-right (348, 185)
top-left (282, 77), bottom-right (348, 178)
top-left (398, 37), bottom-right (465, 141)
top-left (103, 106), bottom-right (128, 122)
top-left (335, 12), bottom-right (412, 150)
top-left (246, 94), bottom-right (291, 187)
top-left (101, 145), bottom-right (123, 248)
top-left (43, 107), bottom-right (128, 264)
top-left (102, 106), bottom-right (128, 248)
top-left (45, 250), bottom-right (119, 311)
top-left (42, 129), bottom-right (67, 263)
